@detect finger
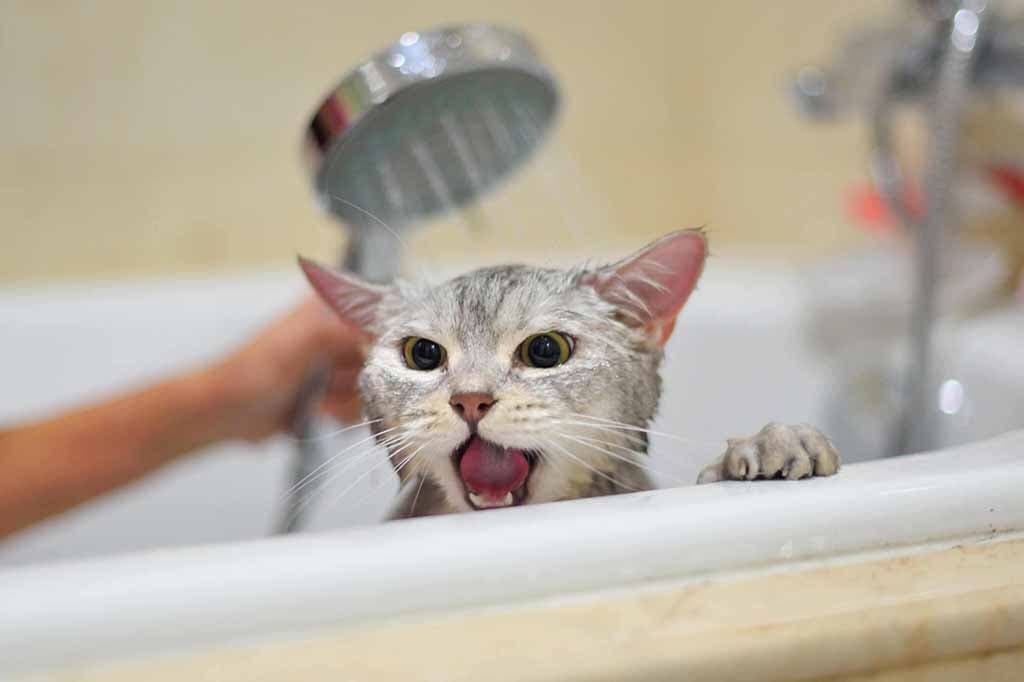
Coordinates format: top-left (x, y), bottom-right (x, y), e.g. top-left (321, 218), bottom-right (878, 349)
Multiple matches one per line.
top-left (781, 450), bottom-right (812, 480)
top-left (796, 424), bottom-right (842, 476)
top-left (323, 325), bottom-right (369, 366)
top-left (696, 457), bottom-right (725, 484)
top-left (328, 367), bottom-right (361, 395)
top-left (306, 297), bottom-right (372, 344)
top-left (756, 422), bottom-right (802, 479)
top-left (723, 439), bottom-right (759, 480)
top-left (321, 393), bottom-right (363, 425)
top-left (294, 297), bottom-right (370, 364)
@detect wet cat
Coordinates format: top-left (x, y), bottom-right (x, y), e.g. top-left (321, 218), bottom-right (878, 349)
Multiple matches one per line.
top-left (300, 230), bottom-right (840, 517)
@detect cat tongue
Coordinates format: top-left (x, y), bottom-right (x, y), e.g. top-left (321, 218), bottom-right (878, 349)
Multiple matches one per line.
top-left (459, 437), bottom-right (529, 502)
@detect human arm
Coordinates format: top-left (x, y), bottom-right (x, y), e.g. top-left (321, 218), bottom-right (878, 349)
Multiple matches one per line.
top-left (0, 298), bottom-right (365, 538)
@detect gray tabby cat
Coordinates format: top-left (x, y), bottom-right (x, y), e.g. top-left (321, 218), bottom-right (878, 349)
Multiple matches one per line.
top-left (300, 229), bottom-right (840, 517)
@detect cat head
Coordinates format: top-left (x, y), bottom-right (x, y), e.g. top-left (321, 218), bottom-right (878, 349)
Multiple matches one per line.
top-left (300, 230), bottom-right (706, 513)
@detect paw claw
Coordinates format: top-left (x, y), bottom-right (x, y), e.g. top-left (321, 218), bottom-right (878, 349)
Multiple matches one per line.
top-left (723, 441), bottom-right (760, 480)
top-left (696, 466), bottom-right (722, 485)
top-left (782, 454), bottom-right (811, 480)
top-left (696, 423), bottom-right (841, 484)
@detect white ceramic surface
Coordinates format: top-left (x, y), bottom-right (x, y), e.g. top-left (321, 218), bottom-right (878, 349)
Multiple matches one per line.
top-left (1, 431), bottom-right (1022, 676)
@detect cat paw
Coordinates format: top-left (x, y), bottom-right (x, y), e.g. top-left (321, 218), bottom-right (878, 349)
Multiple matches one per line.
top-left (696, 422), bottom-right (841, 484)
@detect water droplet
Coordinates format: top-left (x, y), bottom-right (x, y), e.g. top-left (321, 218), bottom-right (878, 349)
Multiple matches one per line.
top-left (938, 379), bottom-right (965, 415)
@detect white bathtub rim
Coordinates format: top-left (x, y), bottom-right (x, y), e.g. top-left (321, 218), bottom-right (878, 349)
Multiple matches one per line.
top-left (1, 429), bottom-right (1023, 676)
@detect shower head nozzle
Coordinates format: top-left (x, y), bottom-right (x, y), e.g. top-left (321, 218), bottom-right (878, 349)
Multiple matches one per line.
top-left (305, 24), bottom-right (560, 232)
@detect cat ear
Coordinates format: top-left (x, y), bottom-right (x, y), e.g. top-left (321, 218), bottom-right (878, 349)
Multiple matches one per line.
top-left (585, 229), bottom-right (707, 348)
top-left (298, 256), bottom-right (387, 337)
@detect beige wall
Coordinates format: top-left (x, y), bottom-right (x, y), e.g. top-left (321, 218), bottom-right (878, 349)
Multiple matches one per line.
top-left (0, 1), bottom-right (887, 284)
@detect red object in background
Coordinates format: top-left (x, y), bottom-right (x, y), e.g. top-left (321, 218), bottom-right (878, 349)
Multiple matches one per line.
top-left (986, 164), bottom-right (1024, 206)
top-left (844, 164), bottom-right (1024, 298)
top-left (986, 165), bottom-right (1024, 303)
top-left (846, 183), bottom-right (924, 235)
top-left (846, 164), bottom-right (1024, 234)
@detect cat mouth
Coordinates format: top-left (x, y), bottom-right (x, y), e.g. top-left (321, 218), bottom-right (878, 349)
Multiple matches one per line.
top-left (453, 435), bottom-right (537, 510)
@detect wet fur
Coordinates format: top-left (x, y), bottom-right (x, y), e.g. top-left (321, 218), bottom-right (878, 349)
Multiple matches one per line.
top-left (360, 264), bottom-right (662, 516)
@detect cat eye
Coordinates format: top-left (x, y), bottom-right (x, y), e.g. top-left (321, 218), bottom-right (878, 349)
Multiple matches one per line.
top-left (403, 337), bottom-right (447, 371)
top-left (519, 332), bottom-right (573, 368)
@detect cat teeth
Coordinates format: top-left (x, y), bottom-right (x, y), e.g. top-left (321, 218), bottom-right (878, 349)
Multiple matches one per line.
top-left (468, 492), bottom-right (514, 509)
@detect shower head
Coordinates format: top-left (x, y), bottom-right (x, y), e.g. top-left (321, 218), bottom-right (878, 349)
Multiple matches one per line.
top-left (304, 24), bottom-right (560, 237)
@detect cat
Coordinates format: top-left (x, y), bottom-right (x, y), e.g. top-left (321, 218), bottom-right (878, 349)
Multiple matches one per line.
top-left (299, 229), bottom-right (840, 517)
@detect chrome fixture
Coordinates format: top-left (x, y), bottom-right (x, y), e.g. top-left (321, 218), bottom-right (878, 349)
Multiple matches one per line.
top-left (279, 25), bottom-right (560, 532)
top-left (792, 1), bottom-right (1019, 456)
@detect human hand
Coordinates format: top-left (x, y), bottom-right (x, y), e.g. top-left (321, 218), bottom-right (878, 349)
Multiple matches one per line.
top-left (203, 297), bottom-right (368, 443)
top-left (0, 296), bottom-right (368, 536)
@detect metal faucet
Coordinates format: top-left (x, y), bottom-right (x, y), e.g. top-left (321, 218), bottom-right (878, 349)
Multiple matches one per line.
top-left (792, 0), bottom-right (1021, 455)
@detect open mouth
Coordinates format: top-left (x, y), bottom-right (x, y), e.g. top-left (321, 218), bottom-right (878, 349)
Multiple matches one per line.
top-left (453, 435), bottom-right (537, 510)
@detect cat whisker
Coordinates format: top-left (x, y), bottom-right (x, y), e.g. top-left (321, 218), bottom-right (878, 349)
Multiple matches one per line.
top-left (330, 441), bottom-right (431, 513)
top-left (280, 440), bottom-right (395, 508)
top-left (327, 194), bottom-right (409, 253)
top-left (285, 418), bottom-right (382, 444)
top-left (557, 421), bottom-right (715, 460)
top-left (558, 433), bottom-right (689, 484)
top-left (283, 425), bottom-right (404, 498)
top-left (408, 475), bottom-right (428, 517)
top-left (538, 437), bottom-right (643, 492)
top-left (289, 439), bottom-right (419, 522)
top-left (557, 432), bottom-right (642, 460)
top-left (302, 432), bottom-right (414, 491)
top-left (282, 429), bottom-right (406, 501)
top-left (556, 420), bottom-right (650, 448)
top-left (532, 447), bottom-right (578, 491)
top-left (554, 419), bottom-right (659, 445)
top-left (354, 437), bottom-right (439, 512)
top-left (392, 443), bottom-right (427, 477)
top-left (561, 413), bottom-right (718, 448)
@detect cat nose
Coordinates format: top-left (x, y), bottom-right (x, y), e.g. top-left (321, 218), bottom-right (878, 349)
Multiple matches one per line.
top-left (449, 393), bottom-right (496, 423)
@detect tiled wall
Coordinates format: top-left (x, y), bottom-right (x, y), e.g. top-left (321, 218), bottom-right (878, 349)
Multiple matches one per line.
top-left (1, 1), bottom-right (886, 283)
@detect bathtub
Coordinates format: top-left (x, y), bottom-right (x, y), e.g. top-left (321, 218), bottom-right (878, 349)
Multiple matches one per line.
top-left (2, 256), bottom-right (1023, 680)
top-left (0, 257), bottom-right (844, 565)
